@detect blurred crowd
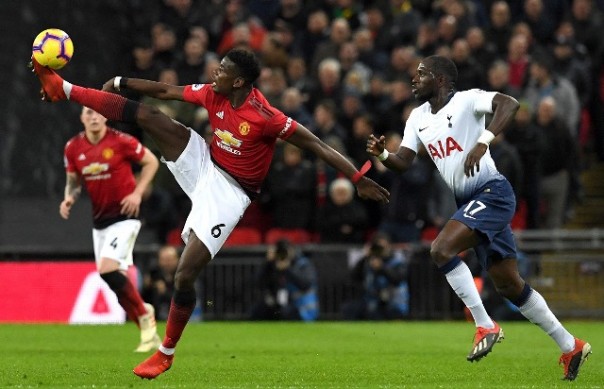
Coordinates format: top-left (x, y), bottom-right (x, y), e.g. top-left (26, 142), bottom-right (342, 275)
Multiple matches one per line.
top-left (114, 0), bottom-right (604, 245)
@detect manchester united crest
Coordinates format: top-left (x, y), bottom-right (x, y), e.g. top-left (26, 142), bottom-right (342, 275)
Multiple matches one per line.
top-left (238, 121), bottom-right (250, 136)
top-left (102, 148), bottom-right (114, 159)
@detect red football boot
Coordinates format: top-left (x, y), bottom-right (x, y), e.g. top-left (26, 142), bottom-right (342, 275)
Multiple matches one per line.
top-left (30, 57), bottom-right (67, 102)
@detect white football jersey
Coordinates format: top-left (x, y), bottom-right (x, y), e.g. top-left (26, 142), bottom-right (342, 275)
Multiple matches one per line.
top-left (401, 89), bottom-right (504, 202)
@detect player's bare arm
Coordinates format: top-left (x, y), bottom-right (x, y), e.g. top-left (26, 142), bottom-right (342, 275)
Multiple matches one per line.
top-left (120, 147), bottom-right (159, 218)
top-left (102, 77), bottom-right (186, 101)
top-left (60, 172), bottom-right (81, 220)
top-left (287, 125), bottom-right (389, 203)
top-left (367, 134), bottom-right (416, 173)
top-left (464, 93), bottom-right (520, 177)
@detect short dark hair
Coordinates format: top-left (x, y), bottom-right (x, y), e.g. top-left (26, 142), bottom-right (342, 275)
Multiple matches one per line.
top-left (225, 49), bottom-right (261, 85)
top-left (423, 55), bottom-right (458, 86)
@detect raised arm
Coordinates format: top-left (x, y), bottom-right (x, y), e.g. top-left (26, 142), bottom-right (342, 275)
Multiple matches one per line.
top-left (102, 77), bottom-right (186, 101)
top-left (286, 124), bottom-right (389, 203)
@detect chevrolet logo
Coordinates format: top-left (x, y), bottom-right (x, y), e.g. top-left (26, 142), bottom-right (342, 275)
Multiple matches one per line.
top-left (82, 162), bottom-right (109, 175)
top-left (215, 129), bottom-right (242, 147)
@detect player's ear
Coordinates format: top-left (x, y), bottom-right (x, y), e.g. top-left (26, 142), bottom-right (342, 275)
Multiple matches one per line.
top-left (233, 76), bottom-right (245, 88)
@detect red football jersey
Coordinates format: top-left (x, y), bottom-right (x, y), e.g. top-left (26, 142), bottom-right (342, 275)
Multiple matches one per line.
top-left (64, 128), bottom-right (145, 227)
top-left (183, 84), bottom-right (298, 194)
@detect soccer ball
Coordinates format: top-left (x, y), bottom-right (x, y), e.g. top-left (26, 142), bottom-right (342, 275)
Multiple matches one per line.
top-left (32, 28), bottom-right (74, 70)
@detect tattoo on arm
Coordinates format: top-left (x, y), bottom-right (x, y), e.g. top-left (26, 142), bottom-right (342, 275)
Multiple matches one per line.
top-left (65, 174), bottom-right (81, 201)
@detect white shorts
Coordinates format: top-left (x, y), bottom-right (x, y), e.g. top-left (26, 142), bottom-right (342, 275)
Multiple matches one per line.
top-left (163, 129), bottom-right (251, 258)
top-left (92, 219), bottom-right (141, 271)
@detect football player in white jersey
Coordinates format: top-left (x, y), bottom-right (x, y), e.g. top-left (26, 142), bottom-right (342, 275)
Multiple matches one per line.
top-left (367, 55), bottom-right (591, 381)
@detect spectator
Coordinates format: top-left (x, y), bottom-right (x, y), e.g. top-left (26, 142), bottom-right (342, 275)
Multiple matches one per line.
top-left (251, 239), bottom-right (319, 321)
top-left (451, 38), bottom-right (486, 90)
top-left (375, 133), bottom-right (438, 243)
top-left (534, 97), bottom-right (576, 228)
top-left (263, 143), bottom-right (317, 231)
top-left (342, 233), bottom-right (409, 320)
top-left (256, 67), bottom-right (288, 109)
top-left (292, 8), bottom-right (330, 65)
top-left (151, 23), bottom-right (178, 69)
top-left (465, 26), bottom-right (498, 70)
top-left (505, 33), bottom-right (531, 90)
top-left (352, 27), bottom-right (389, 70)
top-left (280, 87), bottom-right (313, 129)
top-left (484, 1), bottom-right (513, 55)
top-left (174, 33), bottom-right (217, 85)
top-left (519, 0), bottom-right (556, 46)
top-left (310, 18), bottom-right (351, 77)
top-left (260, 32), bottom-right (290, 70)
top-left (489, 133), bottom-right (524, 203)
top-left (143, 245), bottom-right (180, 321)
top-left (523, 51), bottom-right (581, 138)
top-left (505, 102), bottom-right (544, 229)
top-left (486, 60), bottom-right (521, 98)
top-left (306, 58), bottom-right (344, 113)
top-left (568, 0), bottom-right (604, 55)
top-left (285, 56), bottom-right (314, 98)
top-left (310, 99), bottom-right (348, 143)
top-left (317, 178), bottom-right (369, 243)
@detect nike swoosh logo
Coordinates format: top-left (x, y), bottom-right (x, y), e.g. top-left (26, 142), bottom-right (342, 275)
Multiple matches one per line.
top-left (419, 126), bottom-right (429, 132)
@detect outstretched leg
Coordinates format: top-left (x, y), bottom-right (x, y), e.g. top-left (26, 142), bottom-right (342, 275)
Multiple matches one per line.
top-left (31, 58), bottom-right (189, 161)
top-left (488, 260), bottom-right (591, 380)
top-left (133, 231), bottom-right (212, 379)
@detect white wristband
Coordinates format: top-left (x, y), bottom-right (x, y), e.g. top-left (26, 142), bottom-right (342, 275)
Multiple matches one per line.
top-left (477, 130), bottom-right (495, 145)
top-left (113, 76), bottom-right (122, 91)
top-left (377, 149), bottom-right (389, 161)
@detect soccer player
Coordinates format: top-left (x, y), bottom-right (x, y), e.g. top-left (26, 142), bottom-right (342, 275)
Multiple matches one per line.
top-left (61, 106), bottom-right (161, 353)
top-left (31, 48), bottom-right (389, 379)
top-left (367, 55), bottom-right (591, 381)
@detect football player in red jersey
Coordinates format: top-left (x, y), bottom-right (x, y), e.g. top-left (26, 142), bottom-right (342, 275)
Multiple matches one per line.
top-left (32, 49), bottom-right (389, 379)
top-left (61, 106), bottom-right (161, 353)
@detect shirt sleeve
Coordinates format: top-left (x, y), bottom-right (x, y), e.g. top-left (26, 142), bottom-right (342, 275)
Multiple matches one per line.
top-left (119, 133), bottom-right (145, 162)
top-left (400, 109), bottom-right (421, 153)
top-left (64, 140), bottom-right (76, 173)
top-left (265, 108), bottom-right (298, 140)
top-left (182, 84), bottom-right (213, 108)
top-left (469, 89), bottom-right (497, 115)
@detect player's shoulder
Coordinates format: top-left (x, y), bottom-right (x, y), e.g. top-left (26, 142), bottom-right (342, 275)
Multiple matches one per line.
top-left (247, 88), bottom-right (280, 120)
top-left (108, 128), bottom-right (138, 142)
top-left (408, 102), bottom-right (431, 120)
top-left (457, 89), bottom-right (494, 99)
top-left (65, 131), bottom-right (86, 149)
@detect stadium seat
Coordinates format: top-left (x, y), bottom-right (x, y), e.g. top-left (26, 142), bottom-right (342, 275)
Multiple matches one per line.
top-left (420, 226), bottom-right (439, 242)
top-left (264, 228), bottom-right (313, 244)
top-left (223, 227), bottom-right (263, 247)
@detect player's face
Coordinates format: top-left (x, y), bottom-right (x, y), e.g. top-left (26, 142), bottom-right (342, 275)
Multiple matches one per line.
top-left (212, 57), bottom-right (243, 95)
top-left (80, 107), bottom-right (107, 133)
top-left (411, 62), bottom-right (437, 103)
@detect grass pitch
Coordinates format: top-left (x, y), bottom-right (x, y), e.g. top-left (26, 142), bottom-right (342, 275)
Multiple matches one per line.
top-left (0, 321), bottom-right (601, 388)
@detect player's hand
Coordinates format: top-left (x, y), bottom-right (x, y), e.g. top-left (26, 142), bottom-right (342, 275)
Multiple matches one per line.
top-left (355, 177), bottom-right (390, 204)
top-left (464, 143), bottom-right (488, 177)
top-left (59, 196), bottom-right (74, 219)
top-left (366, 134), bottom-right (386, 157)
top-left (102, 78), bottom-right (118, 93)
top-left (120, 192), bottom-right (142, 217)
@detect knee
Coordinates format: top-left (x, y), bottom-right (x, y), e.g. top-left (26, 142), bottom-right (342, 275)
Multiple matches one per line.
top-left (174, 268), bottom-right (197, 290)
top-left (430, 240), bottom-right (456, 266)
top-left (493, 277), bottom-right (525, 300)
top-left (136, 104), bottom-right (162, 126)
